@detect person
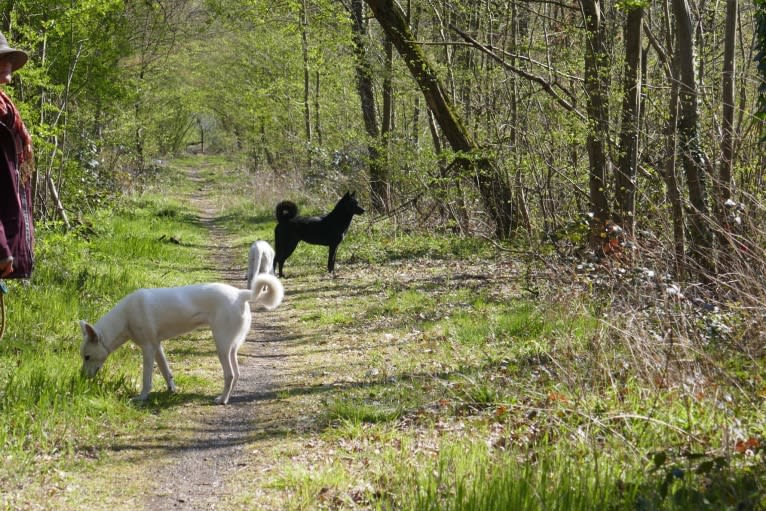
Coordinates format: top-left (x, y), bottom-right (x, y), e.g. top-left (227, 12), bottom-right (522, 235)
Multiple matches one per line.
top-left (0, 31), bottom-right (33, 280)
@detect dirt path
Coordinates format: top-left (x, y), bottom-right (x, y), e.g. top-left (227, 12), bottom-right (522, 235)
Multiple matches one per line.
top-left (144, 169), bottom-right (292, 510)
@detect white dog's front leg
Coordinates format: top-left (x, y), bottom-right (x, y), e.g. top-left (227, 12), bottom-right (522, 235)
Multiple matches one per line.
top-left (155, 345), bottom-right (177, 393)
top-left (138, 345), bottom-right (157, 401)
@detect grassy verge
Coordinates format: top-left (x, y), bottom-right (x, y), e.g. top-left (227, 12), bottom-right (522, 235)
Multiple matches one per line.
top-left (0, 162), bottom-right (220, 502)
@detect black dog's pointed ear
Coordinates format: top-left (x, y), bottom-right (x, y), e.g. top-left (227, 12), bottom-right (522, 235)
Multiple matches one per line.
top-left (343, 191), bottom-right (350, 198)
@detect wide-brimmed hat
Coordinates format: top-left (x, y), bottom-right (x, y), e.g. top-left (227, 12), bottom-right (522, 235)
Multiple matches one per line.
top-left (0, 32), bottom-right (28, 71)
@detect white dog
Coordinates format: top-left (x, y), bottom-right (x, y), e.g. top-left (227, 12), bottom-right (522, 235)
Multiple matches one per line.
top-left (79, 273), bottom-right (284, 405)
top-left (246, 240), bottom-right (275, 288)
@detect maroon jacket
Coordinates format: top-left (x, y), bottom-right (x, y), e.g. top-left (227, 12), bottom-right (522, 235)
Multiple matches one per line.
top-left (0, 117), bottom-right (34, 279)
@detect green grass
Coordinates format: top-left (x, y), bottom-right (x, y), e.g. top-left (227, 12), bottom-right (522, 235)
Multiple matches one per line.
top-left (351, 223), bottom-right (497, 263)
top-left (268, 463), bottom-right (350, 511)
top-left (326, 397), bottom-right (403, 425)
top-left (367, 289), bottom-right (436, 318)
top-left (406, 444), bottom-right (638, 511)
top-left (396, 439), bottom-right (766, 510)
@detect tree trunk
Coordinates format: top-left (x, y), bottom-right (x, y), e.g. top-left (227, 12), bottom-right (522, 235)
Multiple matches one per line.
top-left (409, 3), bottom-right (421, 147)
top-left (300, 0), bottom-right (312, 168)
top-left (510, 0), bottom-right (531, 235)
top-left (719, 0), bottom-right (737, 207)
top-left (364, 0), bottom-right (514, 238)
top-left (349, 0), bottom-right (388, 214)
top-left (664, 61), bottom-right (687, 279)
top-left (715, 0), bottom-right (738, 265)
top-left (314, 70), bottom-right (323, 145)
top-left (378, 35), bottom-right (393, 212)
top-left (199, 120), bottom-right (204, 154)
top-left (615, 6), bottom-right (642, 234)
top-left (427, 109), bottom-right (469, 233)
top-left (580, 0), bottom-right (611, 236)
top-left (672, 0), bottom-right (714, 272)
top-left (46, 173), bottom-right (70, 230)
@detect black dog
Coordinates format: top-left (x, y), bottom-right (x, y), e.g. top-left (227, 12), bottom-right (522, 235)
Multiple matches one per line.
top-left (273, 192), bottom-right (365, 277)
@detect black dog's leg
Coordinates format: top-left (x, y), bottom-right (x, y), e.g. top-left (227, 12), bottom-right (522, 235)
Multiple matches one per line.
top-left (327, 244), bottom-right (338, 273)
top-left (276, 239), bottom-right (300, 277)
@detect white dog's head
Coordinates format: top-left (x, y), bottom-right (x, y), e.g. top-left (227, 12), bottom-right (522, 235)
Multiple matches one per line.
top-left (79, 320), bottom-right (109, 377)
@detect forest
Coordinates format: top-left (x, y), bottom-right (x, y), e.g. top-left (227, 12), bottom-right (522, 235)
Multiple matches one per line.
top-left (2, 0), bottom-right (766, 508)
top-left (5, 0), bottom-right (766, 278)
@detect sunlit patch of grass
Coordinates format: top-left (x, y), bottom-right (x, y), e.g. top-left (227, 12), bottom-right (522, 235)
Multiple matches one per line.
top-left (450, 374), bottom-right (504, 406)
top-left (367, 289), bottom-right (436, 318)
top-left (327, 399), bottom-right (403, 425)
top-left (299, 312), bottom-right (322, 323)
top-left (426, 301), bottom-right (546, 347)
top-left (296, 297), bottom-right (360, 326)
top-left (292, 296), bottom-right (319, 312)
top-left (268, 462), bottom-right (351, 511)
top-left (323, 383), bottom-right (428, 431)
top-left (398, 442), bottom-right (639, 511)
top-left (350, 221), bottom-right (496, 263)
top-left (320, 312), bottom-right (355, 326)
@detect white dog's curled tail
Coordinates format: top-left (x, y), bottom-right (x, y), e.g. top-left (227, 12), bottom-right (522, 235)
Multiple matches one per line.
top-left (250, 273), bottom-right (284, 310)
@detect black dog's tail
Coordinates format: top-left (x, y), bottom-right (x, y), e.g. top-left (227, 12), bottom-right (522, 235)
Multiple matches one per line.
top-left (276, 201), bottom-right (298, 223)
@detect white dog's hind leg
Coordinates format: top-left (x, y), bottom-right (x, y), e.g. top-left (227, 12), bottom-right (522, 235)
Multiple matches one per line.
top-left (155, 345), bottom-right (177, 393)
top-left (214, 338), bottom-right (236, 405)
top-left (138, 344), bottom-right (157, 401)
top-left (228, 345), bottom-right (241, 395)
top-left (214, 324), bottom-right (249, 405)
top-left (213, 307), bottom-right (251, 405)
top-left (215, 346), bottom-right (240, 406)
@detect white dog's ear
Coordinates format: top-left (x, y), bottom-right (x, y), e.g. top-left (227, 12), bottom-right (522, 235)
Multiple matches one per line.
top-left (79, 320), bottom-right (98, 343)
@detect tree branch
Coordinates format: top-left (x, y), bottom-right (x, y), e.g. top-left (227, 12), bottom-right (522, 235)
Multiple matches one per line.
top-left (448, 23), bottom-right (586, 121)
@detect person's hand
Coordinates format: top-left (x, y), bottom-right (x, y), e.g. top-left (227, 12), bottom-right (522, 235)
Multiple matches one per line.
top-left (0, 258), bottom-right (13, 277)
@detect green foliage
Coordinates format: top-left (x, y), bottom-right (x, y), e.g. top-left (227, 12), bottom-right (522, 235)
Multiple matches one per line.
top-left (7, 0), bottom-right (137, 209)
top-left (616, 0), bottom-right (650, 11)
